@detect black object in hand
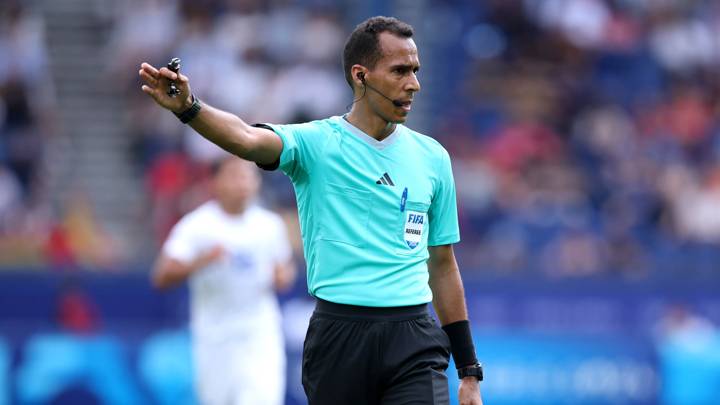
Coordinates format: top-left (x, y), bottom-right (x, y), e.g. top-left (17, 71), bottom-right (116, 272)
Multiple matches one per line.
top-left (166, 58), bottom-right (181, 97)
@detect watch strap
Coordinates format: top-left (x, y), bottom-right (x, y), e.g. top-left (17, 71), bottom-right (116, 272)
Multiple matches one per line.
top-left (457, 363), bottom-right (483, 381)
top-left (174, 94), bottom-right (202, 124)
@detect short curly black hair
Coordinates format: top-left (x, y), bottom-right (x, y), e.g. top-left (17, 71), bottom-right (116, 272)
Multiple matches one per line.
top-left (342, 16), bottom-right (414, 89)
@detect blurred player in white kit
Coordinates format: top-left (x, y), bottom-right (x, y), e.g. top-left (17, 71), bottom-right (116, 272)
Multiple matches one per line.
top-left (152, 156), bottom-right (296, 405)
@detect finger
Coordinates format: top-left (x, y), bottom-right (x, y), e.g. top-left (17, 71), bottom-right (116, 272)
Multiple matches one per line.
top-left (139, 69), bottom-right (159, 87)
top-left (140, 62), bottom-right (160, 79)
top-left (178, 73), bottom-right (189, 83)
top-left (141, 84), bottom-right (154, 95)
top-left (141, 85), bottom-right (162, 101)
top-left (158, 67), bottom-right (178, 81)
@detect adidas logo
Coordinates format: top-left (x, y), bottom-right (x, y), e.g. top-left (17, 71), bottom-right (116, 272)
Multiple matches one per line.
top-left (375, 172), bottom-right (395, 186)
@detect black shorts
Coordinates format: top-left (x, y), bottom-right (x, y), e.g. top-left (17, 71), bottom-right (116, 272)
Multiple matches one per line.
top-left (302, 299), bottom-right (451, 405)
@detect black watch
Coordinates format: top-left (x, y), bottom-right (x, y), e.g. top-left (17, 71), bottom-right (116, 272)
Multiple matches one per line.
top-left (457, 363), bottom-right (483, 381)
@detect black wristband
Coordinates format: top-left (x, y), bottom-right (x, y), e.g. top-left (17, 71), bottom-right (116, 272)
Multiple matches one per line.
top-left (174, 94), bottom-right (202, 124)
top-left (442, 320), bottom-right (478, 368)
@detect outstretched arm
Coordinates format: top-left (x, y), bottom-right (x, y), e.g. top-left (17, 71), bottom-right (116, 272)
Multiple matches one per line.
top-left (138, 62), bottom-right (282, 165)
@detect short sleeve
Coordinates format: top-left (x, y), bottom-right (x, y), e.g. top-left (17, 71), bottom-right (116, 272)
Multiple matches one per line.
top-left (428, 148), bottom-right (461, 246)
top-left (162, 215), bottom-right (201, 264)
top-left (253, 121), bottom-right (326, 182)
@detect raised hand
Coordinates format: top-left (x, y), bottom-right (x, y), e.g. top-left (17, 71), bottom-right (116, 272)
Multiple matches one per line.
top-left (139, 62), bottom-right (193, 113)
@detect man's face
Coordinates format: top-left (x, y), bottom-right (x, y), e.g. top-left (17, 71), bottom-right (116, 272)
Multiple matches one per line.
top-left (213, 159), bottom-right (260, 210)
top-left (364, 32), bottom-right (421, 123)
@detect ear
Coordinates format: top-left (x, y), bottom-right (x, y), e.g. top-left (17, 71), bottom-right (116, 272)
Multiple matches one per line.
top-left (350, 64), bottom-right (367, 88)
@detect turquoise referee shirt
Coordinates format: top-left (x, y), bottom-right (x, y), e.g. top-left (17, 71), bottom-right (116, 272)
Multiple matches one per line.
top-left (263, 116), bottom-right (460, 307)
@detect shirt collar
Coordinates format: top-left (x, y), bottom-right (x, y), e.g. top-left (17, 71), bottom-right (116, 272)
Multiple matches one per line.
top-left (335, 115), bottom-right (402, 150)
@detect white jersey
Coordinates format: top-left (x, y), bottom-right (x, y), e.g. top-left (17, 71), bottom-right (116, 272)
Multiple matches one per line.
top-left (162, 200), bottom-right (291, 342)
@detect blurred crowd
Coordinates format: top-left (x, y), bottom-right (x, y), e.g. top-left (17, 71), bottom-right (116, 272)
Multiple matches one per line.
top-left (0, 1), bottom-right (57, 268)
top-left (440, 0), bottom-right (720, 276)
top-left (2, 0), bottom-right (720, 276)
top-left (0, 1), bottom-right (118, 270)
top-left (115, 0), bottom-right (347, 249)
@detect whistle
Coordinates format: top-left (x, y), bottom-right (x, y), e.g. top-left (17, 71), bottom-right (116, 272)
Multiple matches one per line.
top-left (166, 57), bottom-right (181, 97)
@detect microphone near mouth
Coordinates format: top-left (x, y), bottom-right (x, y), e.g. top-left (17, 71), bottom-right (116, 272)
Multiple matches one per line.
top-left (358, 73), bottom-right (405, 108)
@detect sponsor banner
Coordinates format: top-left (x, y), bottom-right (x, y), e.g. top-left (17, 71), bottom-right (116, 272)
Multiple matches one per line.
top-left (449, 332), bottom-right (658, 405)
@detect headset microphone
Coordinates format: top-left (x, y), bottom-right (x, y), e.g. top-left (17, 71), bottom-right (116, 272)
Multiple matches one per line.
top-left (359, 73), bottom-right (405, 107)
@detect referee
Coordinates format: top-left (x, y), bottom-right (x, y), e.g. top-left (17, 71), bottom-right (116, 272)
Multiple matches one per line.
top-left (139, 16), bottom-right (483, 405)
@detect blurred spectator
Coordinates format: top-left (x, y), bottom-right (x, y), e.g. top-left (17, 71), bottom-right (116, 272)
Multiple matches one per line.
top-left (0, 0), bottom-right (53, 190)
top-left (0, 1), bottom-right (49, 84)
top-left (0, 164), bottom-right (21, 222)
top-left (540, 228), bottom-right (605, 277)
top-left (660, 163), bottom-right (720, 243)
top-left (44, 195), bottom-right (120, 270)
top-left (1, 79), bottom-right (44, 192)
top-left (108, 0), bottom-right (179, 72)
top-left (61, 195), bottom-right (120, 268)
